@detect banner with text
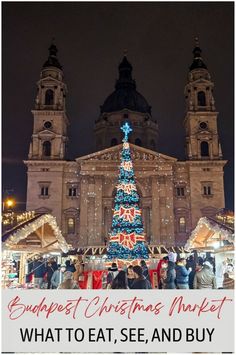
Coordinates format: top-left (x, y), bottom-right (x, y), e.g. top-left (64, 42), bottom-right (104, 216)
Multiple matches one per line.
top-left (2, 290), bottom-right (234, 353)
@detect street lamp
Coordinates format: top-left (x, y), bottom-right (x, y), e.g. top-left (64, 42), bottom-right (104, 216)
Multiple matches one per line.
top-left (3, 198), bottom-right (16, 212)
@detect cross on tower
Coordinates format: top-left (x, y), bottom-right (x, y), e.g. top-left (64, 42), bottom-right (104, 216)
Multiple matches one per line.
top-left (121, 122), bottom-right (132, 142)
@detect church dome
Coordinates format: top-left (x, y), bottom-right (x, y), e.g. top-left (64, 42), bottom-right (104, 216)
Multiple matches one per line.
top-left (100, 56), bottom-right (151, 115)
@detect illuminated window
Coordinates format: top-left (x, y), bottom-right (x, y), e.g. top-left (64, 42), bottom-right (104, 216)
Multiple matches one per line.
top-left (179, 217), bottom-right (186, 233)
top-left (67, 218), bottom-right (75, 234)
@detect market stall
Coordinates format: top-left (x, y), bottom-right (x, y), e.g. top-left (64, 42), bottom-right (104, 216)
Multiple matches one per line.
top-left (2, 213), bottom-right (69, 288)
top-left (185, 216), bottom-right (234, 284)
top-left (185, 217), bottom-right (234, 252)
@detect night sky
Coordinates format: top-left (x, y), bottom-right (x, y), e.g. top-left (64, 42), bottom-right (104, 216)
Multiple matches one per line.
top-left (2, 2), bottom-right (234, 210)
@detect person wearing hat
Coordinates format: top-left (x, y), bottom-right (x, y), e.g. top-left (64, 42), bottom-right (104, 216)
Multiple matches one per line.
top-left (193, 261), bottom-right (217, 289)
top-left (106, 263), bottom-right (119, 289)
top-left (131, 265), bottom-right (152, 289)
top-left (51, 264), bottom-right (66, 289)
top-left (58, 271), bottom-right (79, 289)
top-left (163, 252), bottom-right (177, 289)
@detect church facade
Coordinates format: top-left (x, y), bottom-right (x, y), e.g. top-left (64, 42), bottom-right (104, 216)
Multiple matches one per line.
top-left (25, 40), bottom-right (226, 248)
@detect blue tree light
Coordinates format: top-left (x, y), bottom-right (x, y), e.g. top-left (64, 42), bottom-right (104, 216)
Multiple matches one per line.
top-left (107, 122), bottom-right (149, 260)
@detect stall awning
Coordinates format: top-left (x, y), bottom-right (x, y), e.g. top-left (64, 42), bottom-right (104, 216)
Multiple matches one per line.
top-left (185, 217), bottom-right (234, 252)
top-left (2, 214), bottom-right (69, 253)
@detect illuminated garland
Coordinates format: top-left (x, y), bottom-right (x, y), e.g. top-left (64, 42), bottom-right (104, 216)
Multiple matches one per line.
top-left (3, 214), bottom-right (69, 253)
top-left (185, 217), bottom-right (234, 250)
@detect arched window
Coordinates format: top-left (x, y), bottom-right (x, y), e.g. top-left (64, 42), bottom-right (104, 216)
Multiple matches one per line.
top-left (201, 141), bottom-right (209, 157)
top-left (150, 139), bottom-right (156, 150)
top-left (135, 138), bottom-right (142, 146)
top-left (42, 141), bottom-right (51, 157)
top-left (111, 138), bottom-right (118, 146)
top-left (198, 91), bottom-right (206, 106)
top-left (45, 89), bottom-right (54, 105)
top-left (179, 217), bottom-right (186, 233)
top-left (67, 218), bottom-right (75, 234)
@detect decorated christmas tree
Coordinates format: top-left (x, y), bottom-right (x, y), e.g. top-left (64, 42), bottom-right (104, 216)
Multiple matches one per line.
top-left (107, 122), bottom-right (149, 260)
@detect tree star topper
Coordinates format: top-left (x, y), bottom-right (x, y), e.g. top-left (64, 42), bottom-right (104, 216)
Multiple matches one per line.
top-left (121, 122), bottom-right (132, 142)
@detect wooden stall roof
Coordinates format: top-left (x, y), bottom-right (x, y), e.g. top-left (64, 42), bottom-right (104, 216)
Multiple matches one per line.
top-left (185, 217), bottom-right (234, 252)
top-left (2, 214), bottom-right (69, 253)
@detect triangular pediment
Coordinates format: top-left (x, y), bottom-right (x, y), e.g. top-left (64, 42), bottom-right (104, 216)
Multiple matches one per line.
top-left (195, 78), bottom-right (211, 85)
top-left (37, 77), bottom-right (61, 85)
top-left (38, 129), bottom-right (56, 136)
top-left (76, 144), bottom-right (177, 163)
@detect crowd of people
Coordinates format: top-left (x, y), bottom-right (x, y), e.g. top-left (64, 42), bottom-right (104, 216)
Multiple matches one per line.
top-left (107, 261), bottom-right (152, 289)
top-left (156, 252), bottom-right (234, 289)
top-left (24, 253), bottom-right (234, 290)
top-left (26, 256), bottom-right (79, 289)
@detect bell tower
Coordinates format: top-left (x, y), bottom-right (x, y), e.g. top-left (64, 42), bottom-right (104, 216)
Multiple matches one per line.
top-left (28, 42), bottom-right (68, 160)
top-left (184, 38), bottom-right (222, 160)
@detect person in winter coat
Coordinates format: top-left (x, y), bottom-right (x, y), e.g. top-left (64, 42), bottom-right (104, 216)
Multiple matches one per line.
top-left (131, 266), bottom-right (152, 289)
top-left (111, 270), bottom-right (129, 289)
top-left (50, 258), bottom-right (58, 271)
top-left (127, 265), bottom-right (135, 289)
top-left (51, 265), bottom-right (66, 289)
top-left (193, 261), bottom-right (217, 289)
top-left (156, 256), bottom-right (169, 289)
top-left (65, 260), bottom-right (76, 273)
top-left (215, 260), bottom-right (227, 289)
top-left (223, 272), bottom-right (234, 289)
top-left (33, 256), bottom-right (46, 289)
top-left (163, 252), bottom-right (177, 289)
top-left (106, 263), bottom-right (119, 288)
top-left (58, 271), bottom-right (79, 289)
top-left (140, 260), bottom-right (151, 283)
top-left (175, 258), bottom-right (191, 289)
top-left (45, 261), bottom-right (55, 289)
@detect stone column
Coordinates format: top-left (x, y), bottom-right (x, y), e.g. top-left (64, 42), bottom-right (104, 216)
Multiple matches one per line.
top-left (94, 176), bottom-right (103, 244)
top-left (79, 176), bottom-right (88, 246)
top-left (87, 196), bottom-right (95, 245)
top-left (151, 176), bottom-right (160, 244)
top-left (87, 177), bottom-right (95, 246)
top-left (164, 175), bottom-right (175, 246)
